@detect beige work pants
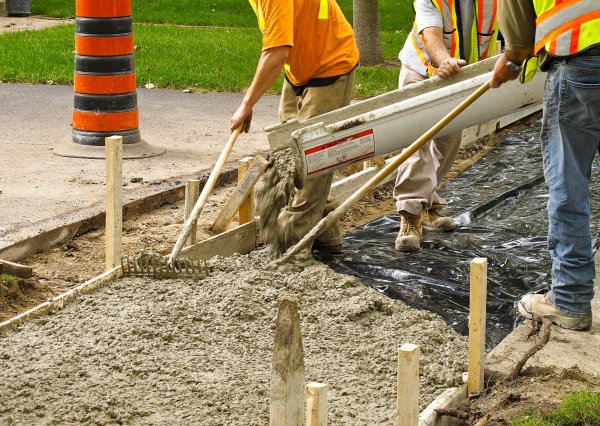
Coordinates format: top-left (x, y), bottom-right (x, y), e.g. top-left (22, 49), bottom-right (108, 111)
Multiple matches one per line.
top-left (393, 65), bottom-right (462, 215)
top-left (277, 69), bottom-right (356, 247)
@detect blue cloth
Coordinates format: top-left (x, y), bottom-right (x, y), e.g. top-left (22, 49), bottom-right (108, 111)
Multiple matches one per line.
top-left (542, 52), bottom-right (600, 315)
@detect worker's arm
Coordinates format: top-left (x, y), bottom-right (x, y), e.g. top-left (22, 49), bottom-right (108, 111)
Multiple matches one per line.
top-left (490, 0), bottom-right (536, 88)
top-left (230, 46), bottom-right (290, 132)
top-left (422, 27), bottom-right (466, 79)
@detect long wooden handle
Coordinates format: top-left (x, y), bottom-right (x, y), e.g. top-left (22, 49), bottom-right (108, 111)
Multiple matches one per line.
top-left (270, 80), bottom-right (492, 267)
top-left (169, 126), bottom-right (242, 264)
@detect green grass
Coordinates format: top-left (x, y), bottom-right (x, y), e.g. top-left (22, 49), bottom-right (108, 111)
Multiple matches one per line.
top-left (0, 274), bottom-right (16, 284)
top-left (0, 23), bottom-right (401, 97)
top-left (511, 391), bottom-right (600, 426)
top-left (31, 0), bottom-right (414, 32)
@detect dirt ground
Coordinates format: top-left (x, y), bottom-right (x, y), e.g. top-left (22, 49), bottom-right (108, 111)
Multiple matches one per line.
top-left (2, 115), bottom-right (599, 423)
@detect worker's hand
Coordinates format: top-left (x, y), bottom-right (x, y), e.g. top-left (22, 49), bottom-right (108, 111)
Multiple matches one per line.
top-left (231, 103), bottom-right (253, 133)
top-left (436, 58), bottom-right (466, 79)
top-left (490, 54), bottom-right (521, 88)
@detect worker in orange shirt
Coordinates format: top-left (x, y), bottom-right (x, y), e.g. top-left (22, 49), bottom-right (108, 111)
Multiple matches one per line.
top-left (231, 0), bottom-right (359, 255)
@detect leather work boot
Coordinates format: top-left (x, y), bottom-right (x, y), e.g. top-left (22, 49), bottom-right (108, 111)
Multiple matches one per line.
top-left (420, 207), bottom-right (455, 232)
top-left (518, 293), bottom-right (592, 331)
top-left (395, 211), bottom-right (422, 252)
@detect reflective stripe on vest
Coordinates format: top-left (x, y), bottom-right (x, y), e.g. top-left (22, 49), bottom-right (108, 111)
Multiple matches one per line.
top-left (477, 0), bottom-right (498, 59)
top-left (248, 0), bottom-right (266, 30)
top-left (431, 0), bottom-right (459, 58)
top-left (318, 0), bottom-right (328, 19)
top-left (410, 24), bottom-right (438, 76)
top-left (534, 0), bottom-right (600, 55)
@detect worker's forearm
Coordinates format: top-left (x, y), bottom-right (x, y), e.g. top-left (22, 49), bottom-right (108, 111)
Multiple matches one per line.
top-left (503, 49), bottom-right (532, 65)
top-left (242, 46), bottom-right (290, 109)
top-left (421, 27), bottom-right (451, 67)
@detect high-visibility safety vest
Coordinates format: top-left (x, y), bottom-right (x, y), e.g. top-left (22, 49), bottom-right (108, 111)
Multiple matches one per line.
top-left (533, 0), bottom-right (600, 56)
top-left (411, 0), bottom-right (498, 77)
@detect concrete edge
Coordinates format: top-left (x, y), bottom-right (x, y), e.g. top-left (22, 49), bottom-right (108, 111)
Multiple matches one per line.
top-left (0, 167), bottom-right (239, 262)
top-left (419, 383), bottom-right (468, 426)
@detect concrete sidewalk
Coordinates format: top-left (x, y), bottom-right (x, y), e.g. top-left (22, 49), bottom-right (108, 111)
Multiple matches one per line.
top-left (0, 83), bottom-right (279, 259)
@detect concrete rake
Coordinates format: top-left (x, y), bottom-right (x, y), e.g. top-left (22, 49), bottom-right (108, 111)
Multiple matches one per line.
top-left (121, 252), bottom-right (210, 279)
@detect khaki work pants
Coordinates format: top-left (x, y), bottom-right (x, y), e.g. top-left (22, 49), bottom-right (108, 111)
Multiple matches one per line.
top-left (277, 70), bottom-right (356, 247)
top-left (393, 65), bottom-right (462, 215)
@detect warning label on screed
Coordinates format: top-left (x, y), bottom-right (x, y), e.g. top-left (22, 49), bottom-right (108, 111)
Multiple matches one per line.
top-left (304, 129), bottom-right (375, 176)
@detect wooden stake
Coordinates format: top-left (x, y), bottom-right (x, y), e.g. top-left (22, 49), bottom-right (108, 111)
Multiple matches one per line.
top-left (270, 299), bottom-right (305, 426)
top-left (184, 179), bottom-right (200, 247)
top-left (238, 156), bottom-right (255, 225)
top-left (211, 155), bottom-right (268, 234)
top-left (306, 382), bottom-right (327, 426)
top-left (0, 1), bottom-right (6, 17)
top-left (397, 343), bottom-right (420, 426)
top-left (105, 136), bottom-right (123, 270)
top-left (468, 257), bottom-right (487, 394)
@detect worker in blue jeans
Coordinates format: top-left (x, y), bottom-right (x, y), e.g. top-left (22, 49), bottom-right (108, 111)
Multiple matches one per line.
top-left (491, 0), bottom-right (599, 331)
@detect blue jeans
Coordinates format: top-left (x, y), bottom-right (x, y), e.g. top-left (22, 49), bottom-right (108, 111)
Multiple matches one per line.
top-left (542, 52), bottom-right (600, 315)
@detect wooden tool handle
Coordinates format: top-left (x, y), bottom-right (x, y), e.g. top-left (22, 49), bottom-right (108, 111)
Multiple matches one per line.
top-left (169, 126), bottom-right (242, 264)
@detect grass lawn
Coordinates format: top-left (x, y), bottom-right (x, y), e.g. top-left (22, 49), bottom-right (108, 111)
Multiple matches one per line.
top-left (511, 391), bottom-right (600, 426)
top-left (3, 0), bottom-right (414, 98)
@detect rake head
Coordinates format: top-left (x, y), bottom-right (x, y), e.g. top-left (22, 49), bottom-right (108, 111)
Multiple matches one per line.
top-left (121, 251), bottom-right (210, 279)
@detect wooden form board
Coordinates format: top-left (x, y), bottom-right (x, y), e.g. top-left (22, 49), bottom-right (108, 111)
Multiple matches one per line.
top-left (0, 267), bottom-right (121, 334)
top-left (180, 220), bottom-right (257, 261)
top-left (211, 155), bottom-right (268, 234)
top-left (0, 259), bottom-right (33, 278)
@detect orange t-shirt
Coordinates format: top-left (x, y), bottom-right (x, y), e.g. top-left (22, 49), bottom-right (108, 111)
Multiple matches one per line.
top-left (249, 0), bottom-right (359, 86)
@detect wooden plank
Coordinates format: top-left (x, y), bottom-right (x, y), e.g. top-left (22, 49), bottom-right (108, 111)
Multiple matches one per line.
top-left (0, 267), bottom-right (121, 334)
top-left (397, 343), bottom-right (420, 426)
top-left (180, 220), bottom-right (256, 261)
top-left (270, 299), bottom-right (305, 426)
top-left (184, 179), bottom-right (200, 247)
top-left (467, 258), bottom-right (488, 395)
top-left (238, 157), bottom-right (255, 225)
top-left (306, 382), bottom-right (327, 426)
top-left (0, 259), bottom-right (33, 278)
top-left (105, 136), bottom-right (123, 270)
top-left (211, 155), bottom-right (268, 234)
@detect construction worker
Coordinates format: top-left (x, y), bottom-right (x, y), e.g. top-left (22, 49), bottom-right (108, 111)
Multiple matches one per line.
top-left (491, 0), bottom-right (599, 331)
top-left (231, 0), bottom-right (359, 254)
top-left (394, 0), bottom-right (498, 252)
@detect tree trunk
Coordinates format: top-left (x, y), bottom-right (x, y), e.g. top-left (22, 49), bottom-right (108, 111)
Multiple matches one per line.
top-left (353, 0), bottom-right (383, 66)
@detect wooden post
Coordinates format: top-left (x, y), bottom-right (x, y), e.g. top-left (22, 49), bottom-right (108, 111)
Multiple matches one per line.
top-left (184, 179), bottom-right (200, 247)
top-left (0, 1), bottom-right (7, 17)
top-left (105, 136), bottom-right (123, 270)
top-left (467, 257), bottom-right (488, 395)
top-left (306, 382), bottom-right (327, 426)
top-left (238, 156), bottom-right (255, 225)
top-left (211, 155), bottom-right (268, 234)
top-left (397, 343), bottom-right (420, 426)
top-left (270, 299), bottom-right (305, 426)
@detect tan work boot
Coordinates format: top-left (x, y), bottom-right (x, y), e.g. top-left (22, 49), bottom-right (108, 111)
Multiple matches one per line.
top-left (395, 211), bottom-right (422, 252)
top-left (518, 293), bottom-right (592, 331)
top-left (421, 207), bottom-right (455, 232)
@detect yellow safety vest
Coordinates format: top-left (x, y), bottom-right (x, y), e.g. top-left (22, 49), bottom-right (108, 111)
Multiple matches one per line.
top-left (410, 0), bottom-right (498, 77)
top-left (533, 0), bottom-right (600, 56)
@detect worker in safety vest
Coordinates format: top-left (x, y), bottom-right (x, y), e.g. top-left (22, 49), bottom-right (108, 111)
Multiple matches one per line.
top-left (231, 0), bottom-right (358, 255)
top-left (491, 0), bottom-right (599, 331)
top-left (393, 0), bottom-right (499, 252)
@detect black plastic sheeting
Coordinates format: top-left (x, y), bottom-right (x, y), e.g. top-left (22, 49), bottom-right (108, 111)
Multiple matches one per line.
top-left (318, 119), bottom-right (600, 348)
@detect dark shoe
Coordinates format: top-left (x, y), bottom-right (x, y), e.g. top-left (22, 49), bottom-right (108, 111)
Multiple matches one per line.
top-left (395, 211), bottom-right (422, 252)
top-left (420, 208), bottom-right (455, 232)
top-left (518, 293), bottom-right (592, 331)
